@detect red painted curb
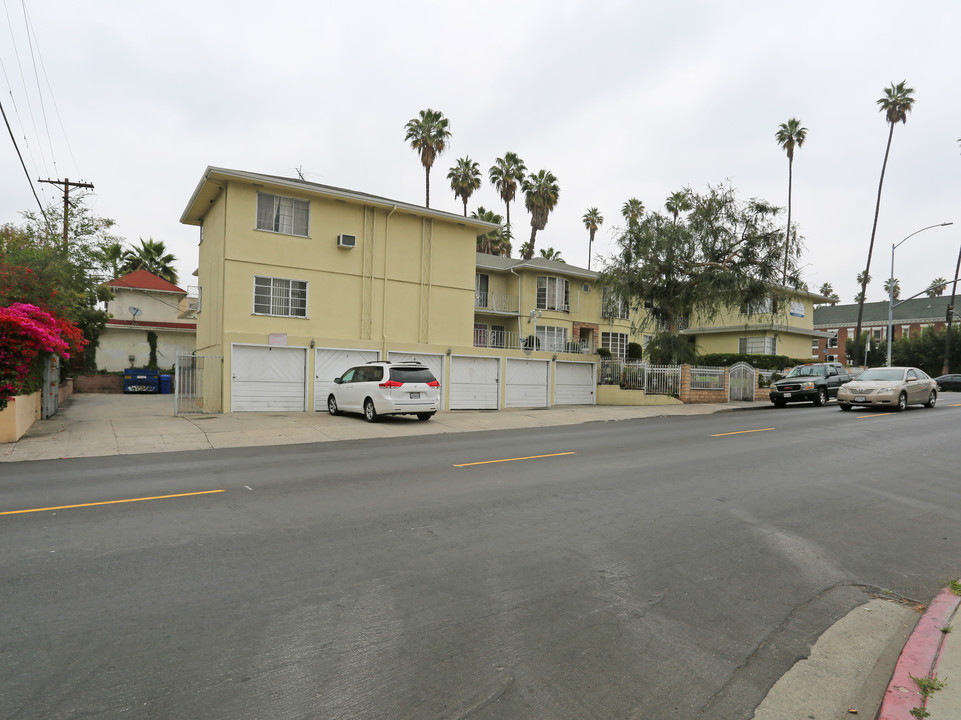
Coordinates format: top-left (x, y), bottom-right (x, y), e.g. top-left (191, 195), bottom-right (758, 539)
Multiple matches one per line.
top-left (877, 588), bottom-right (961, 719)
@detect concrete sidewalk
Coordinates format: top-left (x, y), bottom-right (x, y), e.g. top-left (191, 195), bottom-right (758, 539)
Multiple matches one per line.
top-left (0, 393), bottom-right (769, 463)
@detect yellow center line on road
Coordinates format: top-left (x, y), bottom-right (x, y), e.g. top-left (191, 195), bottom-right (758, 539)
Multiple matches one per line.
top-left (857, 413), bottom-right (894, 419)
top-left (454, 451), bottom-right (577, 467)
top-left (711, 428), bottom-right (774, 437)
top-left (0, 489), bottom-right (226, 517)
top-left (950, 403), bottom-right (961, 407)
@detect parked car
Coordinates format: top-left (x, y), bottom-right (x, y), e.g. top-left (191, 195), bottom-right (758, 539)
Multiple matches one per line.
top-left (769, 362), bottom-right (851, 407)
top-left (934, 374), bottom-right (961, 391)
top-left (327, 361), bottom-right (440, 422)
top-left (836, 366), bottom-right (938, 412)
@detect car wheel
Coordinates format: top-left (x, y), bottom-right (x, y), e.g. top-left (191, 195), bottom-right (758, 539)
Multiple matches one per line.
top-left (838, 403), bottom-right (852, 412)
top-left (364, 398), bottom-right (378, 422)
top-left (773, 400), bottom-right (787, 408)
top-left (814, 388), bottom-right (827, 407)
top-left (895, 392), bottom-right (907, 412)
top-left (924, 391), bottom-right (937, 408)
top-left (416, 412), bottom-right (434, 421)
top-left (327, 395), bottom-right (340, 416)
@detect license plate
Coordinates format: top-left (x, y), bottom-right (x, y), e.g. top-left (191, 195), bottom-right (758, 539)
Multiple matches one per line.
top-left (782, 393), bottom-right (791, 398)
top-left (409, 392), bottom-right (420, 399)
top-left (854, 396), bottom-right (866, 402)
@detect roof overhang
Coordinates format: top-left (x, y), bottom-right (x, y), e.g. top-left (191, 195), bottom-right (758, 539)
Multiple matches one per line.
top-left (681, 324), bottom-right (833, 339)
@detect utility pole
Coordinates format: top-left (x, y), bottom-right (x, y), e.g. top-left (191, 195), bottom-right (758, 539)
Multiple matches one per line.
top-left (943, 242), bottom-right (961, 376)
top-left (38, 177), bottom-right (94, 246)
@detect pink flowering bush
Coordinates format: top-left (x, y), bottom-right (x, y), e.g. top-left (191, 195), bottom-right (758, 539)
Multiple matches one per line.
top-left (0, 302), bottom-right (87, 410)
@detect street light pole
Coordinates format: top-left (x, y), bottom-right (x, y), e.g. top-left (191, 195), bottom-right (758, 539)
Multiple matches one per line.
top-left (942, 242), bottom-right (961, 376)
top-left (886, 222), bottom-right (954, 367)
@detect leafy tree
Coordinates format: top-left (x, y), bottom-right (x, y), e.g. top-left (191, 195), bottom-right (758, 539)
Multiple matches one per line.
top-left (644, 332), bottom-right (698, 365)
top-left (404, 108), bottom-right (451, 208)
top-left (621, 198), bottom-right (645, 228)
top-left (664, 191), bottom-right (691, 224)
top-left (102, 242), bottom-right (124, 279)
top-left (817, 282), bottom-right (839, 304)
top-left (854, 80), bottom-right (915, 366)
top-left (775, 118), bottom-right (808, 283)
top-left (538, 247), bottom-right (564, 262)
top-left (883, 277), bottom-right (901, 301)
top-left (887, 325), bottom-right (961, 373)
top-left (521, 169), bottom-right (560, 260)
top-left (600, 183), bottom-right (799, 362)
top-left (927, 277), bottom-right (948, 297)
top-left (471, 207), bottom-right (510, 256)
top-left (447, 156), bottom-right (482, 216)
top-left (582, 207), bottom-right (603, 270)
top-left (120, 238), bottom-right (179, 285)
top-left (489, 152), bottom-right (526, 241)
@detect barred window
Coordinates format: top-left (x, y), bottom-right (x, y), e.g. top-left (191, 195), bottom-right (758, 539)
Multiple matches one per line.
top-left (254, 276), bottom-right (308, 317)
top-left (537, 276), bottom-right (570, 311)
top-left (256, 192), bottom-right (310, 237)
top-left (601, 332), bottom-right (629, 360)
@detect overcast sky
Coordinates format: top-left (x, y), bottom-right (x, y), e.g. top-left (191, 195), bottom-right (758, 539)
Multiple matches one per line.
top-left (2, 1), bottom-right (959, 305)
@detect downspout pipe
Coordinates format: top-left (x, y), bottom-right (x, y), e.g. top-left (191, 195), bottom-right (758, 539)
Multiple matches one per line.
top-left (382, 205), bottom-right (397, 358)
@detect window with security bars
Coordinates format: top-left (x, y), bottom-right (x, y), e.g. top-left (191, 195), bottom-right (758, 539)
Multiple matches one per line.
top-left (537, 276), bottom-right (570, 311)
top-left (256, 192), bottom-right (310, 237)
top-left (601, 332), bottom-right (629, 360)
top-left (738, 336), bottom-right (776, 355)
top-left (535, 326), bottom-right (568, 352)
top-left (253, 276), bottom-right (308, 317)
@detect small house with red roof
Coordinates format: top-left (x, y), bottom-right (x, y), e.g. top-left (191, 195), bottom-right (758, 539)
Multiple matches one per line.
top-left (99, 269), bottom-right (197, 371)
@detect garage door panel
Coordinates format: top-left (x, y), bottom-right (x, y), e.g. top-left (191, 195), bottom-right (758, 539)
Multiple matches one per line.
top-left (313, 348), bottom-right (379, 411)
top-left (555, 361), bottom-right (595, 405)
top-left (388, 352), bottom-right (444, 388)
top-left (505, 359), bottom-right (549, 408)
top-left (231, 345), bottom-right (306, 412)
top-left (449, 356), bottom-right (499, 409)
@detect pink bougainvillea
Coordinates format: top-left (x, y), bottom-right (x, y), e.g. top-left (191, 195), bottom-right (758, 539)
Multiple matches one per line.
top-left (0, 302), bottom-right (87, 409)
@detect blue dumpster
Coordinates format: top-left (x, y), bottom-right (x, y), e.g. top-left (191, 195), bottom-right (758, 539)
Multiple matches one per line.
top-left (159, 374), bottom-right (173, 394)
top-left (124, 369), bottom-right (160, 393)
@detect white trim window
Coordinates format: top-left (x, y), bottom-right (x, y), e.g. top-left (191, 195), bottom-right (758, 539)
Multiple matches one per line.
top-left (740, 297), bottom-right (774, 315)
top-left (254, 276), bottom-right (308, 317)
top-left (537, 276), bottom-right (570, 312)
top-left (739, 336), bottom-right (776, 355)
top-left (535, 325), bottom-right (568, 352)
top-left (256, 192), bottom-right (310, 237)
top-left (601, 288), bottom-right (629, 319)
top-left (601, 331), bottom-right (629, 360)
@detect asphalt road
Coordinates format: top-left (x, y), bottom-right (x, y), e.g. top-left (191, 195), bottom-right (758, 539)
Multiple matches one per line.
top-left (2, 396), bottom-right (960, 719)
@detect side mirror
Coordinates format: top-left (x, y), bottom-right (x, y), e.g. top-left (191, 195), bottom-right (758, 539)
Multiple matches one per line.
top-left (334, 377), bottom-right (343, 384)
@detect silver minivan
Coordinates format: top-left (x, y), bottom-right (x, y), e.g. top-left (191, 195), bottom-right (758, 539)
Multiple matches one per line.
top-left (327, 361), bottom-right (440, 422)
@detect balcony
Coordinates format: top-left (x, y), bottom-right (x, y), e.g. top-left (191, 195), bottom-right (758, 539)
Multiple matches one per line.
top-left (475, 292), bottom-right (519, 314)
top-left (472, 329), bottom-right (593, 354)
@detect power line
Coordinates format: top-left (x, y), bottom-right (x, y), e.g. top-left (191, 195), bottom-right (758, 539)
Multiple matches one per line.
top-left (0, 95), bottom-right (45, 217)
top-left (38, 177), bottom-right (93, 244)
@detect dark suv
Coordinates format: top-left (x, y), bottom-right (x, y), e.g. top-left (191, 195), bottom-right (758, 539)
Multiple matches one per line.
top-left (769, 362), bottom-right (850, 407)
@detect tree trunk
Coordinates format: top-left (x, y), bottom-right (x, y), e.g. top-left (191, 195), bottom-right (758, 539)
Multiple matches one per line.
top-left (943, 245), bottom-right (961, 375)
top-left (462, 198), bottom-right (467, 217)
top-left (781, 157), bottom-right (793, 284)
top-left (588, 229), bottom-right (595, 270)
top-left (525, 226), bottom-right (537, 260)
top-left (425, 166), bottom-right (431, 208)
top-left (854, 122), bottom-right (895, 367)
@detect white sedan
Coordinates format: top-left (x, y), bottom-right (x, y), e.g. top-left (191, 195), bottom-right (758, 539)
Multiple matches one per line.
top-left (837, 366), bottom-right (938, 412)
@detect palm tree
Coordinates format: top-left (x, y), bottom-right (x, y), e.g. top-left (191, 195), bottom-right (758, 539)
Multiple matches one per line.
top-left (775, 118), bottom-right (808, 284)
top-left (818, 282), bottom-right (835, 297)
top-left (489, 152), bottom-right (527, 240)
top-left (521, 169), bottom-right (560, 260)
top-left (927, 277), bottom-right (948, 297)
top-left (102, 241), bottom-right (124, 279)
top-left (120, 238), bottom-right (179, 285)
top-left (447, 157), bottom-right (481, 216)
top-left (404, 108), bottom-right (451, 208)
top-left (664, 191), bottom-right (691, 224)
top-left (854, 81), bottom-right (915, 366)
top-left (582, 207), bottom-right (603, 270)
top-left (621, 198), bottom-right (645, 227)
top-left (471, 206), bottom-right (510, 256)
top-left (539, 247), bottom-right (564, 262)
top-left (883, 277), bottom-right (901, 301)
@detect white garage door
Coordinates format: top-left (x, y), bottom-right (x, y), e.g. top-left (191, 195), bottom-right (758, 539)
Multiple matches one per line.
top-left (313, 347), bottom-right (379, 411)
top-left (554, 361), bottom-right (596, 405)
top-left (505, 358), bottom-right (549, 408)
top-left (231, 344), bottom-right (307, 412)
top-left (449, 356), bottom-right (499, 410)
top-left (388, 352), bottom-right (444, 390)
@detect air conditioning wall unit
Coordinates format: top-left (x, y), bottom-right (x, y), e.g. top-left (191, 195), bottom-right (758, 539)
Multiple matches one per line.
top-left (337, 234), bottom-right (356, 248)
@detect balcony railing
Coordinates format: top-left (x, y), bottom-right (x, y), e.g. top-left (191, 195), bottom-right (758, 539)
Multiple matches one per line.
top-left (475, 292), bottom-right (518, 313)
top-left (472, 330), bottom-right (593, 354)
top-left (473, 328), bottom-right (521, 349)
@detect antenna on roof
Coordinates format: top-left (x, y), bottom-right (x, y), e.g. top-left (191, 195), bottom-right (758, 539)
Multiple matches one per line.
top-left (296, 166), bottom-right (305, 181)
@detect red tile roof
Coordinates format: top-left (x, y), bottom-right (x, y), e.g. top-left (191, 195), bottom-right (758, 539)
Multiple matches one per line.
top-left (105, 269), bottom-right (185, 294)
top-left (106, 319), bottom-right (197, 330)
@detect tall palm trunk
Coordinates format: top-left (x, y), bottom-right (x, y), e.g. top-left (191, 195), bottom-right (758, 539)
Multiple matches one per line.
top-left (505, 201), bottom-right (511, 241)
top-left (854, 122), bottom-right (895, 366)
top-left (781, 156), bottom-right (793, 284)
top-left (588, 229), bottom-right (595, 270)
top-left (425, 167), bottom-right (431, 208)
top-left (525, 226), bottom-right (538, 260)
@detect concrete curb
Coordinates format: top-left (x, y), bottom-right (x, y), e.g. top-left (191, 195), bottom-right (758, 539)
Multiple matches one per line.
top-left (877, 586), bottom-right (961, 719)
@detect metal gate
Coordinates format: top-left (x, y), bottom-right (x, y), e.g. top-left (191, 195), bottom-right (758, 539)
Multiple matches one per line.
top-left (175, 352), bottom-right (223, 415)
top-left (729, 362), bottom-right (756, 401)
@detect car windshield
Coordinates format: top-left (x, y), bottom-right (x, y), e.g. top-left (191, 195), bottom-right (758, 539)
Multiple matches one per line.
top-left (389, 367), bottom-right (436, 384)
top-left (856, 368), bottom-right (905, 382)
top-left (786, 365), bottom-right (825, 377)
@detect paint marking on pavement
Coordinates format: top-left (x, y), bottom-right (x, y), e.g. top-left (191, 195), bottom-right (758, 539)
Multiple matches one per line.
top-left (950, 403), bottom-right (961, 407)
top-left (711, 428), bottom-right (774, 437)
top-left (455, 452), bottom-right (576, 467)
top-left (0, 489), bottom-right (226, 516)
top-left (857, 413), bottom-right (894, 419)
